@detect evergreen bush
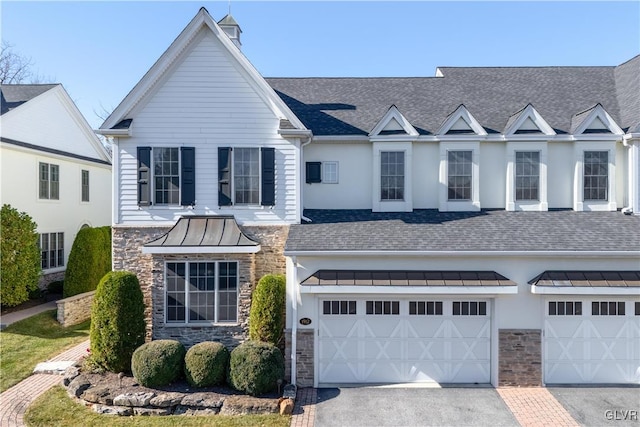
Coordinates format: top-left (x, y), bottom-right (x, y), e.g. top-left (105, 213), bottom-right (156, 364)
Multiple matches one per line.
top-left (184, 341), bottom-right (229, 387)
top-left (228, 341), bottom-right (284, 396)
top-left (132, 340), bottom-right (186, 387)
top-left (249, 274), bottom-right (286, 346)
top-left (0, 204), bottom-right (40, 307)
top-left (63, 226), bottom-right (111, 297)
top-left (89, 271), bottom-right (145, 373)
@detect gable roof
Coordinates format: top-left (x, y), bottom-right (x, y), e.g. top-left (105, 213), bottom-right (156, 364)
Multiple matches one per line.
top-left (267, 57), bottom-right (638, 136)
top-left (99, 7), bottom-right (306, 134)
top-left (0, 84), bottom-right (57, 115)
top-left (285, 209), bottom-right (640, 253)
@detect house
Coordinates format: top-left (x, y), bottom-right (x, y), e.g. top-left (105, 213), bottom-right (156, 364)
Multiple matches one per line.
top-left (1, 84), bottom-right (112, 287)
top-left (98, 8), bottom-right (640, 388)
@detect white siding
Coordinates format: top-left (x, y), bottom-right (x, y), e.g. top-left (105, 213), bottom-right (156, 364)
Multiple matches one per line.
top-left (0, 145), bottom-right (111, 269)
top-left (412, 143), bottom-right (439, 209)
top-left (479, 142), bottom-right (506, 209)
top-left (116, 29), bottom-right (298, 225)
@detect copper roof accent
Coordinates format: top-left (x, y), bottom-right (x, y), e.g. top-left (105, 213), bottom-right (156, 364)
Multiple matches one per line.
top-left (145, 216), bottom-right (259, 248)
top-left (301, 270), bottom-right (515, 287)
top-left (529, 271), bottom-right (640, 287)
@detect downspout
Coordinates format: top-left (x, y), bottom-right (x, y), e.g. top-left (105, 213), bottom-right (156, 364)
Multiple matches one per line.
top-left (290, 256), bottom-right (298, 385)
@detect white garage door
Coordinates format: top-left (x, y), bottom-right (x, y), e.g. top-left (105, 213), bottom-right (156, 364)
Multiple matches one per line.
top-left (318, 298), bottom-right (491, 385)
top-left (544, 299), bottom-right (640, 384)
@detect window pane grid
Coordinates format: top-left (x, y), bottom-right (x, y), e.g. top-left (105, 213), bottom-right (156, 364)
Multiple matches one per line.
top-left (548, 301), bottom-right (582, 316)
top-left (366, 300), bottom-right (400, 315)
top-left (515, 151), bottom-right (540, 201)
top-left (154, 148), bottom-right (180, 205)
top-left (453, 301), bottom-right (487, 316)
top-left (323, 300), bottom-right (357, 315)
top-left (380, 151), bottom-right (404, 201)
top-left (322, 162), bottom-right (338, 184)
top-left (448, 151), bottom-right (472, 200)
top-left (409, 301), bottom-right (443, 315)
top-left (234, 148), bottom-right (260, 205)
top-left (81, 170), bottom-right (90, 202)
top-left (591, 301), bottom-right (625, 316)
top-left (583, 151), bottom-right (608, 201)
top-left (39, 232), bottom-right (64, 269)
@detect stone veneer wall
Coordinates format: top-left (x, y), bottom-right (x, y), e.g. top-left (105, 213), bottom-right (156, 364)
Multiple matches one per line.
top-left (56, 291), bottom-right (95, 327)
top-left (499, 329), bottom-right (542, 387)
top-left (284, 329), bottom-right (314, 387)
top-left (39, 270), bottom-right (65, 290)
top-left (112, 224), bottom-right (289, 349)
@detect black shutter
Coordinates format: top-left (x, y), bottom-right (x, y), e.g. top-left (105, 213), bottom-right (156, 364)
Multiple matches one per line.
top-left (180, 147), bottom-right (195, 206)
top-left (261, 147), bottom-right (275, 206)
top-left (218, 147), bottom-right (232, 206)
top-left (306, 162), bottom-right (322, 183)
top-left (137, 147), bottom-right (151, 206)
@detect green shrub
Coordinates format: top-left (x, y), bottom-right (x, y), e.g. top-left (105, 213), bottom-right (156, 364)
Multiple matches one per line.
top-left (63, 226), bottom-right (111, 298)
top-left (90, 271), bottom-right (145, 373)
top-left (0, 204), bottom-right (40, 307)
top-left (132, 340), bottom-right (186, 387)
top-left (47, 280), bottom-right (64, 294)
top-left (228, 341), bottom-right (284, 396)
top-left (184, 341), bottom-right (230, 387)
top-left (249, 274), bottom-right (286, 347)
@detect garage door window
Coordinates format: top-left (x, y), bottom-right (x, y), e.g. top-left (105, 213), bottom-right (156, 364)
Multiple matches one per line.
top-left (323, 300), bottom-right (357, 315)
top-left (409, 301), bottom-right (443, 315)
top-left (453, 301), bottom-right (486, 316)
top-left (366, 300), bottom-right (399, 315)
top-left (591, 301), bottom-right (625, 316)
top-left (548, 301), bottom-right (582, 315)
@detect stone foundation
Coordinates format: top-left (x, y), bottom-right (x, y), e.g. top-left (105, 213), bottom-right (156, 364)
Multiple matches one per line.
top-left (499, 329), bottom-right (542, 387)
top-left (284, 329), bottom-right (315, 387)
top-left (39, 270), bottom-right (65, 290)
top-left (56, 291), bottom-right (95, 327)
top-left (112, 223), bottom-right (289, 349)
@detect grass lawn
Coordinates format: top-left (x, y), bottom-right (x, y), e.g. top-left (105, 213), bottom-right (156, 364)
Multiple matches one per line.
top-left (25, 386), bottom-right (291, 427)
top-left (0, 310), bottom-right (90, 392)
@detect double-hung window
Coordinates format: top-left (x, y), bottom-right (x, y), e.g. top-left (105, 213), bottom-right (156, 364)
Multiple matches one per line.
top-left (81, 170), bottom-right (90, 202)
top-left (447, 151), bottom-right (472, 200)
top-left (218, 147), bottom-right (275, 206)
top-left (583, 151), bottom-right (608, 201)
top-left (165, 261), bottom-right (238, 324)
top-left (515, 151), bottom-right (540, 201)
top-left (39, 162), bottom-right (59, 200)
top-left (380, 151), bottom-right (404, 201)
top-left (137, 147), bottom-right (195, 206)
top-left (39, 232), bottom-right (64, 269)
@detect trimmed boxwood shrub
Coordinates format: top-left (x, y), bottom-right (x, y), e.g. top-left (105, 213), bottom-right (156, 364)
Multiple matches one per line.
top-left (249, 274), bottom-right (286, 347)
top-left (47, 280), bottom-right (64, 294)
top-left (228, 341), bottom-right (284, 396)
top-left (132, 340), bottom-right (186, 387)
top-left (63, 226), bottom-right (111, 297)
top-left (0, 204), bottom-right (40, 307)
top-left (90, 271), bottom-right (145, 373)
top-left (184, 341), bottom-right (229, 387)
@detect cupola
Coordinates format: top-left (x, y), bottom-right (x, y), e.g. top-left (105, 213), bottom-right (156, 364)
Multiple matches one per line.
top-left (218, 14), bottom-right (242, 49)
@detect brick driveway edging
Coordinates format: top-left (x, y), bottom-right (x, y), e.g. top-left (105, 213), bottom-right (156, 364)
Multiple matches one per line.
top-left (291, 387), bottom-right (317, 427)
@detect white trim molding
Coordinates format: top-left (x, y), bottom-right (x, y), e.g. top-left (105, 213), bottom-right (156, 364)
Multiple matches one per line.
top-left (531, 285), bottom-right (640, 296)
top-left (142, 245), bottom-right (261, 254)
top-left (505, 141), bottom-right (548, 211)
top-left (372, 141), bottom-right (413, 212)
top-left (573, 140), bottom-right (617, 211)
top-left (300, 285), bottom-right (517, 295)
top-left (437, 104), bottom-right (487, 136)
top-left (439, 141), bottom-right (480, 211)
top-left (504, 104), bottom-right (556, 137)
top-left (369, 105), bottom-right (419, 138)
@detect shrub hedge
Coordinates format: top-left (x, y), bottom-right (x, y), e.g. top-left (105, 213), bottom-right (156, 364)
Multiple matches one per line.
top-left (0, 204), bottom-right (40, 307)
top-left (228, 341), bottom-right (284, 396)
top-left (89, 271), bottom-right (145, 373)
top-left (184, 341), bottom-right (229, 387)
top-left (63, 226), bottom-right (111, 298)
top-left (132, 340), bottom-right (186, 387)
top-left (249, 274), bottom-right (286, 347)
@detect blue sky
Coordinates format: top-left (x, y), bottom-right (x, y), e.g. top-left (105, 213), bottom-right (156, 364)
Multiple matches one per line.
top-left (2, 1), bottom-right (639, 129)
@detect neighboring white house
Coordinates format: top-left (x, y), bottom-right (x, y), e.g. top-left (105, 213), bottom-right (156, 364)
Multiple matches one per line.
top-left (99, 8), bottom-right (639, 389)
top-left (1, 84), bottom-right (112, 286)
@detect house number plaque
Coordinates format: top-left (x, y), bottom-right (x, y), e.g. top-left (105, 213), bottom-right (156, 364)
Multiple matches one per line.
top-left (299, 318), bottom-right (312, 326)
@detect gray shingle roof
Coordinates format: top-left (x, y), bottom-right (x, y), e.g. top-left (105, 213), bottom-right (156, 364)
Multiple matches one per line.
top-left (0, 84), bottom-right (58, 115)
top-left (266, 56), bottom-right (639, 136)
top-left (302, 270), bottom-right (515, 287)
top-left (285, 210), bottom-right (640, 253)
top-left (529, 271), bottom-right (640, 287)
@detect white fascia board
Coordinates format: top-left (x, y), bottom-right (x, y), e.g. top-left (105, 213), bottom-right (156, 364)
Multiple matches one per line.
top-left (142, 245), bottom-right (261, 254)
top-left (311, 135), bottom-right (370, 143)
top-left (436, 105), bottom-right (487, 136)
top-left (369, 105), bottom-right (419, 137)
top-left (278, 129), bottom-right (313, 139)
top-left (531, 285), bottom-right (640, 296)
top-left (300, 285), bottom-right (517, 295)
top-left (369, 135), bottom-right (418, 143)
top-left (574, 105), bottom-right (624, 135)
top-left (623, 133), bottom-right (640, 145)
top-left (284, 250), bottom-right (640, 259)
top-left (95, 128), bottom-right (131, 137)
top-left (504, 104), bottom-right (556, 136)
top-left (1, 141), bottom-right (111, 169)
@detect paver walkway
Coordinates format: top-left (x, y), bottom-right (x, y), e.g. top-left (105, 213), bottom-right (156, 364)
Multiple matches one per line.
top-left (498, 387), bottom-right (580, 427)
top-left (290, 387), bottom-right (317, 427)
top-left (0, 340), bottom-right (89, 427)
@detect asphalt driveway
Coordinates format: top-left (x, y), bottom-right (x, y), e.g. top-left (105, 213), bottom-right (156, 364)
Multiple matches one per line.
top-left (549, 386), bottom-right (640, 427)
top-left (314, 386), bottom-right (519, 427)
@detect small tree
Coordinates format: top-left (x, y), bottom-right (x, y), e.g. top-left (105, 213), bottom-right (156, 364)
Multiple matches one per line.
top-left (63, 226), bottom-right (111, 297)
top-left (90, 271), bottom-right (145, 373)
top-left (249, 274), bottom-right (286, 347)
top-left (0, 204), bottom-right (40, 307)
